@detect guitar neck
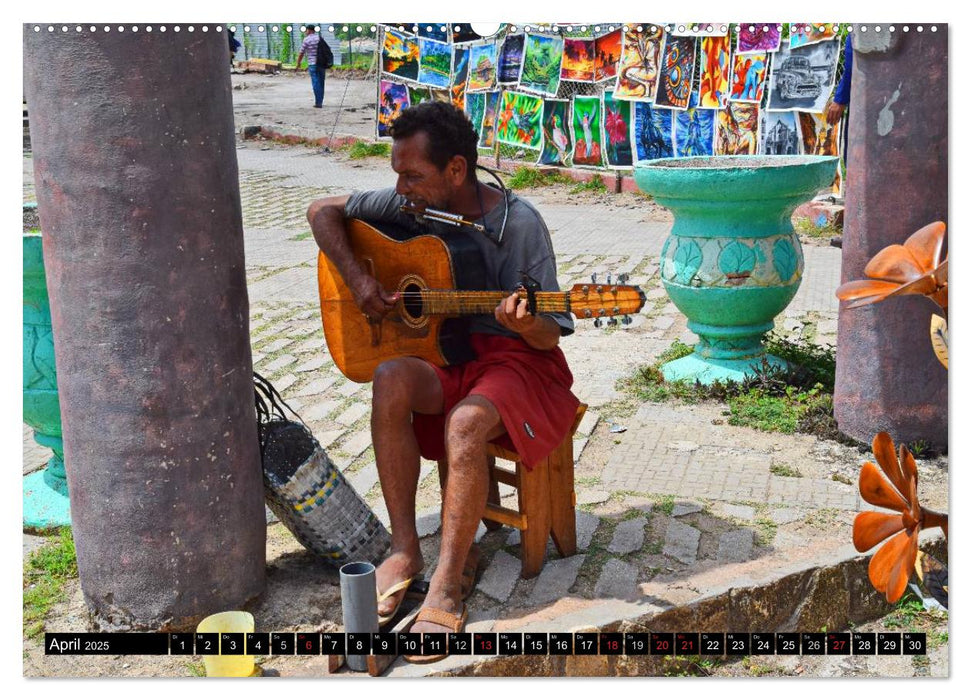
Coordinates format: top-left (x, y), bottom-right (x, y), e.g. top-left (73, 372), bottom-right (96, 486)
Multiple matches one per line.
top-left (419, 290), bottom-right (571, 315)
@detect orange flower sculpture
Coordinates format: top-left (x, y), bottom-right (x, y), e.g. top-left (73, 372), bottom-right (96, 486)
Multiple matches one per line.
top-left (835, 221), bottom-right (948, 316)
top-left (853, 432), bottom-right (948, 603)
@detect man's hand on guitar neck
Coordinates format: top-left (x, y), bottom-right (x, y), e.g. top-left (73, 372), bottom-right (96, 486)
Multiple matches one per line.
top-left (495, 293), bottom-right (561, 351)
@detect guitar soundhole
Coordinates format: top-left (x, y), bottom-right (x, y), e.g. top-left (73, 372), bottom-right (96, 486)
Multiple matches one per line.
top-left (401, 283), bottom-right (425, 321)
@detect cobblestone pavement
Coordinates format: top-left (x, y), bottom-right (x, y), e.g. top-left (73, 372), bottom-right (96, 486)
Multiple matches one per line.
top-left (22, 79), bottom-right (947, 678)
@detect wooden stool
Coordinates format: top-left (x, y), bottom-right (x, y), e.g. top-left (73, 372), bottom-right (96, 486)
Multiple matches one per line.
top-left (482, 403), bottom-right (587, 579)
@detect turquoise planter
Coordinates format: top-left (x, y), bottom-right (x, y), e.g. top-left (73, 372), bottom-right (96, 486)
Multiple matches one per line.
top-left (23, 204), bottom-right (71, 528)
top-left (634, 155), bottom-right (839, 384)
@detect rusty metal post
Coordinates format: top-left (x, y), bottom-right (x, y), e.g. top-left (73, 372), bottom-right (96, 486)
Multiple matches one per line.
top-left (24, 24), bottom-right (266, 629)
top-left (834, 25), bottom-right (948, 448)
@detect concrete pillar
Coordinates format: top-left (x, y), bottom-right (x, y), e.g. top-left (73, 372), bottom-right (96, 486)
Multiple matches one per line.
top-left (834, 25), bottom-right (948, 449)
top-left (24, 24), bottom-right (266, 629)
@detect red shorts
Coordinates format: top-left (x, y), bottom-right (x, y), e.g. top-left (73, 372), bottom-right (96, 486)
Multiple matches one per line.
top-left (412, 333), bottom-right (579, 470)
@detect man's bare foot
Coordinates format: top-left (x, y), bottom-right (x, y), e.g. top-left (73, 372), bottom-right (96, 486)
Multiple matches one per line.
top-left (375, 549), bottom-right (424, 620)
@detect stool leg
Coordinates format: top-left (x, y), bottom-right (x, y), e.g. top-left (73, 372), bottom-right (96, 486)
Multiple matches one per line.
top-left (518, 458), bottom-right (552, 579)
top-left (549, 442), bottom-right (577, 557)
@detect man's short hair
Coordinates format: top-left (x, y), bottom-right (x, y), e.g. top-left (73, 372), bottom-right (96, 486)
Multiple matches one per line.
top-left (389, 101), bottom-right (478, 178)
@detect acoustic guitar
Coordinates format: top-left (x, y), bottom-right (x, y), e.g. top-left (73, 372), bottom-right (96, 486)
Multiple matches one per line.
top-left (317, 219), bottom-right (646, 383)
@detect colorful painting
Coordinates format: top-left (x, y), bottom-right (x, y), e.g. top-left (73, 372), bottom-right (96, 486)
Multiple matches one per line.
top-left (478, 90), bottom-right (501, 148)
top-left (603, 91), bottom-right (633, 167)
top-left (377, 80), bottom-right (410, 138)
top-left (614, 25), bottom-right (663, 101)
top-left (633, 102), bottom-right (674, 161)
top-left (382, 29), bottom-right (420, 81)
top-left (464, 92), bottom-right (486, 134)
top-left (537, 99), bottom-right (572, 166)
top-left (519, 34), bottom-right (563, 96)
top-left (571, 95), bottom-right (603, 166)
top-left (430, 89), bottom-right (451, 103)
top-left (796, 111), bottom-right (841, 156)
top-left (498, 34), bottom-right (525, 83)
top-left (670, 23), bottom-right (729, 36)
top-left (656, 35), bottom-right (697, 110)
top-left (496, 90), bottom-right (543, 150)
top-left (468, 43), bottom-right (498, 91)
top-left (561, 38), bottom-right (596, 82)
top-left (767, 40), bottom-right (839, 112)
top-left (408, 86), bottom-right (431, 105)
top-left (760, 111), bottom-right (801, 155)
top-left (418, 38), bottom-right (452, 88)
top-left (594, 29), bottom-right (623, 82)
top-left (790, 23), bottom-right (839, 49)
top-left (674, 107), bottom-right (715, 157)
top-left (451, 46), bottom-right (470, 111)
top-left (699, 36), bottom-right (731, 109)
top-left (714, 103), bottom-right (759, 155)
top-left (737, 24), bottom-right (782, 53)
top-left (417, 23), bottom-right (449, 41)
top-left (729, 51), bottom-right (769, 103)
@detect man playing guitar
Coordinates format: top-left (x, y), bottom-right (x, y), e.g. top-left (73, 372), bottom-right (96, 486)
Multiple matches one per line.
top-left (306, 102), bottom-right (578, 661)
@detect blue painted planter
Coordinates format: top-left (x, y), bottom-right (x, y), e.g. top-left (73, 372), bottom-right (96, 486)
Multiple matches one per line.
top-left (23, 203), bottom-right (71, 528)
top-left (634, 155), bottom-right (839, 383)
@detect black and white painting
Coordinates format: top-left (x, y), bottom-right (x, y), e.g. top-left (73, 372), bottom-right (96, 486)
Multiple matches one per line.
top-left (760, 110), bottom-right (802, 155)
top-left (766, 39), bottom-right (839, 112)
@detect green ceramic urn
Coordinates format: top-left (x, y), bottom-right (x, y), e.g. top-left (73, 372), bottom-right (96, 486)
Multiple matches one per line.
top-left (23, 205), bottom-right (70, 527)
top-left (634, 155), bottom-right (839, 383)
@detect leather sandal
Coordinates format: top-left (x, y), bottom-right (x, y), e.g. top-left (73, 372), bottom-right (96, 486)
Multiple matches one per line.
top-left (403, 605), bottom-right (468, 663)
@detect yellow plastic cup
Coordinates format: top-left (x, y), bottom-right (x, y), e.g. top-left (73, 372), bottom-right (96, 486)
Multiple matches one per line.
top-left (196, 611), bottom-right (256, 677)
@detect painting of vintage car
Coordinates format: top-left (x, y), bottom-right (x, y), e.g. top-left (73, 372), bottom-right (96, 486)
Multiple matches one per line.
top-left (777, 56), bottom-right (822, 99)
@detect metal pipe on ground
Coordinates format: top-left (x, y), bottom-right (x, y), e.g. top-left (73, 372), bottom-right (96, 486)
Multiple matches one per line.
top-left (23, 24), bottom-right (266, 630)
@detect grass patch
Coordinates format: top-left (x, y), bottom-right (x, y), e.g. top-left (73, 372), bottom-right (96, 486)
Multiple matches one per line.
top-left (831, 473), bottom-right (853, 485)
top-left (794, 216), bottom-right (842, 239)
top-left (656, 494), bottom-right (675, 516)
top-left (753, 517), bottom-right (778, 547)
top-left (293, 231), bottom-right (314, 241)
top-left (728, 385), bottom-right (830, 434)
top-left (570, 175), bottom-right (607, 194)
top-left (661, 654), bottom-right (720, 676)
top-left (618, 336), bottom-right (849, 440)
top-left (186, 661), bottom-right (207, 677)
top-left (507, 166), bottom-right (573, 189)
top-left (344, 140), bottom-right (390, 159)
top-left (770, 463), bottom-right (803, 478)
top-left (884, 593), bottom-right (948, 634)
top-left (23, 527), bottom-right (78, 640)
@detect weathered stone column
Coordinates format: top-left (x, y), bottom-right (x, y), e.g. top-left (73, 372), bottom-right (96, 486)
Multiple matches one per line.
top-left (24, 24), bottom-right (265, 629)
top-left (834, 25), bottom-right (948, 449)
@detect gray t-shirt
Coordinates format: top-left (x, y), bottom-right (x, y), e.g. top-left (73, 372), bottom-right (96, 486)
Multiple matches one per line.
top-left (343, 185), bottom-right (574, 338)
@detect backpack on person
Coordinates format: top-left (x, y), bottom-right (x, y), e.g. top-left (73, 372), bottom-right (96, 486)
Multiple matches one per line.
top-left (316, 36), bottom-right (334, 69)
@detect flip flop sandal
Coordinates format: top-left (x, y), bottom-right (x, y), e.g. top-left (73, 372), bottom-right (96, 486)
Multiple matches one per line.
top-left (403, 605), bottom-right (468, 664)
top-left (377, 577), bottom-right (416, 627)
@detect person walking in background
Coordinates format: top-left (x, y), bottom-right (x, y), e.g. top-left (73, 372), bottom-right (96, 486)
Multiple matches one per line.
top-left (825, 32), bottom-right (852, 248)
top-left (295, 24), bottom-right (326, 108)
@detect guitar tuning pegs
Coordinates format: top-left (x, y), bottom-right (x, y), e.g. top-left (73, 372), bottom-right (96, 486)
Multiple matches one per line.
top-left (618, 273), bottom-right (629, 284)
top-left (591, 272), bottom-right (598, 284)
top-left (607, 317), bottom-right (618, 327)
top-left (606, 272), bottom-right (613, 285)
top-left (622, 315), bottom-right (632, 326)
top-left (594, 317), bottom-right (603, 328)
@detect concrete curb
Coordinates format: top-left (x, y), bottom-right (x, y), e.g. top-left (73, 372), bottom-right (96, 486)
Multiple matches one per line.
top-left (417, 535), bottom-right (946, 677)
